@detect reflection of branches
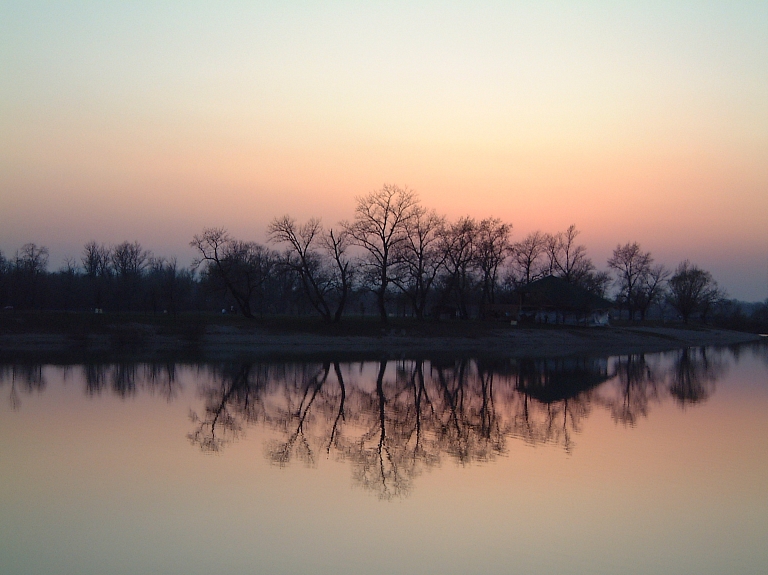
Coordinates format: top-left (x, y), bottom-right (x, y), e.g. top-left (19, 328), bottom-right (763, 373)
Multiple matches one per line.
top-left (143, 363), bottom-right (182, 401)
top-left (0, 344), bottom-right (742, 501)
top-left (80, 363), bottom-right (183, 400)
top-left (668, 347), bottom-right (723, 406)
top-left (510, 358), bottom-right (603, 452)
top-left (0, 364), bottom-right (45, 410)
top-left (430, 360), bottom-right (508, 463)
top-left (327, 363), bottom-right (346, 453)
top-left (602, 354), bottom-right (663, 426)
top-left (111, 363), bottom-right (138, 397)
top-left (511, 391), bottom-right (593, 454)
top-left (266, 363), bottom-right (330, 467)
top-left (345, 361), bottom-right (410, 499)
top-left (188, 364), bottom-right (257, 452)
top-left (183, 357), bottom-right (617, 496)
top-left (83, 364), bottom-right (109, 395)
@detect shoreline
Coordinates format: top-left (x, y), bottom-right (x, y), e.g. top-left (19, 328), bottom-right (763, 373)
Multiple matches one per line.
top-left (0, 321), bottom-right (763, 363)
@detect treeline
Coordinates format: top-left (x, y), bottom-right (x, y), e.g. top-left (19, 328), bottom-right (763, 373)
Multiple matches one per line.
top-left (1, 185), bottom-right (766, 328)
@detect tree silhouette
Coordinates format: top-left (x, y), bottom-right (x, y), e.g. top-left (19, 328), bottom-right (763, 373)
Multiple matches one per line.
top-left (343, 185), bottom-right (419, 323)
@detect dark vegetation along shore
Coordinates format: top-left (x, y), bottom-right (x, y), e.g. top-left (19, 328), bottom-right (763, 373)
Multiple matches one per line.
top-left (2, 185), bottom-right (766, 364)
top-left (0, 312), bottom-right (761, 364)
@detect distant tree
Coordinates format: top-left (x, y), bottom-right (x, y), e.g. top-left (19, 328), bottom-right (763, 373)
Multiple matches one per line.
top-left (439, 216), bottom-right (478, 319)
top-left (390, 207), bottom-right (446, 318)
top-left (667, 261), bottom-right (724, 324)
top-left (82, 241), bottom-right (112, 278)
top-left (81, 241), bottom-right (113, 311)
top-left (54, 257), bottom-right (81, 311)
top-left (268, 216), bottom-right (352, 323)
top-left (144, 257), bottom-right (194, 316)
top-left (112, 241), bottom-right (149, 279)
top-left (510, 230), bottom-right (548, 286)
top-left (14, 243), bottom-right (49, 275)
top-left (545, 225), bottom-right (595, 285)
top-left (12, 243), bottom-right (49, 309)
top-left (343, 185), bottom-right (419, 323)
top-left (0, 249), bottom-right (8, 306)
top-left (111, 241), bottom-right (151, 311)
top-left (579, 270), bottom-right (612, 298)
top-left (607, 242), bottom-right (653, 321)
top-left (634, 264), bottom-right (669, 321)
top-left (191, 228), bottom-right (276, 318)
top-left (474, 217), bottom-right (512, 307)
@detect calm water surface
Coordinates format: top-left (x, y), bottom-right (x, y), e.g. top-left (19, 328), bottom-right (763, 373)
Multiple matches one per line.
top-left (2, 344), bottom-right (767, 575)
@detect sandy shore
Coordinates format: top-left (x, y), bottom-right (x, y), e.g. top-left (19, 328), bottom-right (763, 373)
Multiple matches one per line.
top-left (0, 324), bottom-right (762, 362)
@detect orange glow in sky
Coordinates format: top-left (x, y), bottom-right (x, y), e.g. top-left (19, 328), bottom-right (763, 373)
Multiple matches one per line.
top-left (1, 2), bottom-right (767, 299)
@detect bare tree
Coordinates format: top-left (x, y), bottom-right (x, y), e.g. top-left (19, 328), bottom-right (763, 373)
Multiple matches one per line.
top-left (439, 216), bottom-right (478, 319)
top-left (474, 217), bottom-right (512, 307)
top-left (607, 242), bottom-right (653, 321)
top-left (111, 241), bottom-right (150, 312)
top-left (81, 241), bottom-right (113, 311)
top-left (268, 216), bottom-right (352, 323)
top-left (390, 207), bottom-right (446, 318)
top-left (14, 243), bottom-right (49, 275)
top-left (81, 241), bottom-right (110, 277)
top-left (510, 230), bottom-right (548, 286)
top-left (322, 228), bottom-right (353, 323)
top-left (111, 241), bottom-right (150, 279)
top-left (579, 269), bottom-right (612, 298)
top-left (343, 184), bottom-right (419, 323)
top-left (545, 225), bottom-right (595, 285)
top-left (634, 264), bottom-right (669, 321)
top-left (12, 243), bottom-right (49, 309)
top-left (0, 250), bottom-right (7, 306)
top-left (191, 228), bottom-right (276, 319)
top-left (667, 261), bottom-right (724, 324)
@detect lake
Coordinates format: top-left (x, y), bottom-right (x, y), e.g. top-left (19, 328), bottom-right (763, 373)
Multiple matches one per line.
top-left (2, 343), bottom-right (767, 574)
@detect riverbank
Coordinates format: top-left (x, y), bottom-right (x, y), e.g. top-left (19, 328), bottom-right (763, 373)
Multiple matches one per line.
top-left (0, 312), bottom-right (762, 362)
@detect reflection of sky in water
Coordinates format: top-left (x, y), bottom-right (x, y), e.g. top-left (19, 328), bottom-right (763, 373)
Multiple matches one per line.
top-left (1, 344), bottom-right (767, 575)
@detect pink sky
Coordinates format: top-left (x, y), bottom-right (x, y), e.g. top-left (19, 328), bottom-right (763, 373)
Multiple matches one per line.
top-left (2, 2), bottom-right (767, 299)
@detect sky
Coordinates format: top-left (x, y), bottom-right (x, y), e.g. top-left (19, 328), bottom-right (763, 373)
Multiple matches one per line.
top-left (1, 1), bottom-right (767, 300)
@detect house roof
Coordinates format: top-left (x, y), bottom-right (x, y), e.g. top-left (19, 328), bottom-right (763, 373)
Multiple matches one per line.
top-left (518, 275), bottom-right (613, 312)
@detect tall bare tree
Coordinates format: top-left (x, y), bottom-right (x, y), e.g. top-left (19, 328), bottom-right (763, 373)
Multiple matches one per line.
top-left (390, 207), bottom-right (446, 318)
top-left (439, 216), bottom-right (477, 319)
top-left (343, 184), bottom-right (419, 322)
top-left (546, 225), bottom-right (594, 284)
top-left (191, 228), bottom-right (276, 319)
top-left (322, 228), bottom-right (353, 323)
top-left (268, 216), bottom-right (352, 323)
top-left (510, 230), bottom-right (548, 286)
top-left (111, 241), bottom-right (150, 312)
top-left (474, 217), bottom-right (512, 306)
top-left (607, 242), bottom-right (653, 321)
top-left (81, 241), bottom-right (113, 311)
top-left (12, 243), bottom-right (49, 309)
top-left (634, 264), bottom-right (669, 321)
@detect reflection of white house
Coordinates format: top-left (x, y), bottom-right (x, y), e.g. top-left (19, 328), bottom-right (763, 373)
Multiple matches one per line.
top-left (519, 276), bottom-right (614, 327)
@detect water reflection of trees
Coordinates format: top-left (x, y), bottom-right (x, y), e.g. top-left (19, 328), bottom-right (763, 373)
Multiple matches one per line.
top-left (186, 357), bottom-right (612, 497)
top-left (183, 346), bottom-right (744, 497)
top-left (0, 344), bottom-right (754, 497)
top-left (0, 362), bottom-right (185, 409)
top-left (668, 347), bottom-right (724, 406)
top-left (81, 362), bottom-right (184, 401)
top-left (0, 364), bottom-right (45, 409)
